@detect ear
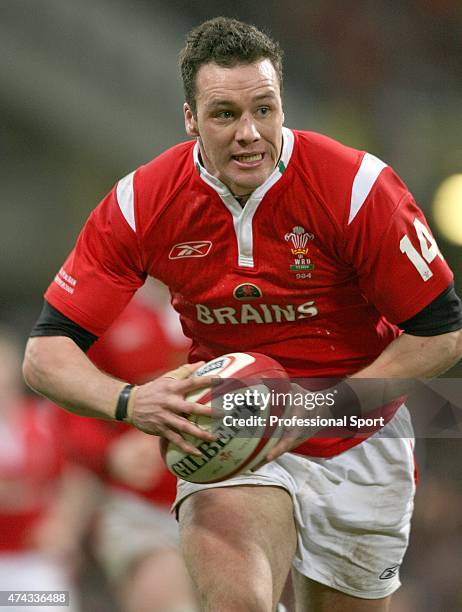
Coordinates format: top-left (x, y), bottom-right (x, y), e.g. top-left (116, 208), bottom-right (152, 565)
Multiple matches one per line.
top-left (184, 103), bottom-right (199, 137)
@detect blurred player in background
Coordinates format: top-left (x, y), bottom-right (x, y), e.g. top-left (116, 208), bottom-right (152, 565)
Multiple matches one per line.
top-left (23, 17), bottom-right (462, 612)
top-left (80, 282), bottom-right (198, 612)
top-left (0, 327), bottom-right (94, 612)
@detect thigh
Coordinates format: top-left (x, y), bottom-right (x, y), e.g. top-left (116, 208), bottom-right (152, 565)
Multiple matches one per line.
top-left (293, 570), bottom-right (391, 612)
top-left (179, 485), bottom-right (297, 612)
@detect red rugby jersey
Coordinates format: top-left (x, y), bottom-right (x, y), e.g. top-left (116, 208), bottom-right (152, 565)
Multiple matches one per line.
top-left (45, 128), bottom-right (453, 457)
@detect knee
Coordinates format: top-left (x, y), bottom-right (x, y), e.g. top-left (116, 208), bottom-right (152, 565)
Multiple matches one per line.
top-left (197, 585), bottom-right (272, 612)
top-left (187, 548), bottom-right (273, 612)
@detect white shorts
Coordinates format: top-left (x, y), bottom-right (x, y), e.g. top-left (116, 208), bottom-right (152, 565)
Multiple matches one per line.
top-left (94, 489), bottom-right (180, 581)
top-left (174, 406), bottom-right (416, 599)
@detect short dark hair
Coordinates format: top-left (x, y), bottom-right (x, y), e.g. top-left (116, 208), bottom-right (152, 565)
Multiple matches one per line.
top-left (179, 17), bottom-right (283, 114)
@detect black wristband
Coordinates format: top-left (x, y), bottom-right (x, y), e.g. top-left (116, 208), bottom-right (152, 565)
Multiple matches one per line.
top-left (115, 384), bottom-right (135, 421)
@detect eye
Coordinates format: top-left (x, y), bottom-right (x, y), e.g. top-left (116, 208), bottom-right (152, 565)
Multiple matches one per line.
top-left (216, 110), bottom-right (234, 120)
top-left (257, 106), bottom-right (271, 116)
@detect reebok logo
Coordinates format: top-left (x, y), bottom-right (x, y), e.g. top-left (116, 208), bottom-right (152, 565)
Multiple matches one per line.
top-left (379, 565), bottom-right (400, 580)
top-left (169, 241), bottom-right (212, 259)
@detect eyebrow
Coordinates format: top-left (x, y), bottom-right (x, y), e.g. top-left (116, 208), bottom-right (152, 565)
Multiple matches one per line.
top-left (206, 92), bottom-right (277, 108)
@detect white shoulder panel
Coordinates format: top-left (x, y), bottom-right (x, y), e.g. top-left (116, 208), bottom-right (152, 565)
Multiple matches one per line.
top-left (116, 170), bottom-right (136, 232)
top-left (348, 153), bottom-right (387, 225)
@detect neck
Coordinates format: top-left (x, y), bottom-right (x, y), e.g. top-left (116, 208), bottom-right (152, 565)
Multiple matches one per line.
top-left (234, 193), bottom-right (252, 207)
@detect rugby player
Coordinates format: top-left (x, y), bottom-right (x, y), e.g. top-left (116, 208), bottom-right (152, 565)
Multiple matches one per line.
top-left (23, 17), bottom-right (462, 612)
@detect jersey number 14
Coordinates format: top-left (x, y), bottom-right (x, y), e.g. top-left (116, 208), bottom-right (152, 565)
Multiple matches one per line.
top-left (400, 218), bottom-right (443, 281)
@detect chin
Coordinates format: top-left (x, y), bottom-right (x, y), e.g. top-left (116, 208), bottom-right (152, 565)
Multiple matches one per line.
top-left (233, 182), bottom-right (261, 195)
top-left (231, 172), bottom-right (271, 194)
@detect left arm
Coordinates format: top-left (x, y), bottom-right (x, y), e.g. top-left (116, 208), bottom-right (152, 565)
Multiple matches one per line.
top-left (265, 329), bottom-right (462, 462)
top-left (351, 329), bottom-right (462, 379)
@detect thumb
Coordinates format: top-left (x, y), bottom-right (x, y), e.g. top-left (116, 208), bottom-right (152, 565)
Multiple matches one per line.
top-left (163, 361), bottom-right (205, 380)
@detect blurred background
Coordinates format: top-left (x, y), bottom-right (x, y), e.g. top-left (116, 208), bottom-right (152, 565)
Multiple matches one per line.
top-left (1, 1), bottom-right (461, 610)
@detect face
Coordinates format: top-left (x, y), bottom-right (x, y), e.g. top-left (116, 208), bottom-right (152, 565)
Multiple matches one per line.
top-left (184, 59), bottom-right (284, 196)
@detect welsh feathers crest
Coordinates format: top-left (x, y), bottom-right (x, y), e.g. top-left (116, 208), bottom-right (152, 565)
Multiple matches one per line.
top-left (284, 226), bottom-right (314, 256)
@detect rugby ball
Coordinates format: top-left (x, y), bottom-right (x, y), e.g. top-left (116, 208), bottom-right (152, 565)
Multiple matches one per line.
top-left (163, 352), bottom-right (290, 484)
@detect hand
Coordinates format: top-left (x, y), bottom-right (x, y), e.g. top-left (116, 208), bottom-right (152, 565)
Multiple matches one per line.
top-left (257, 378), bottom-right (410, 466)
top-left (252, 383), bottom-right (313, 469)
top-left (128, 362), bottom-right (217, 455)
top-left (260, 379), bottom-right (369, 464)
top-left (264, 428), bottom-right (307, 464)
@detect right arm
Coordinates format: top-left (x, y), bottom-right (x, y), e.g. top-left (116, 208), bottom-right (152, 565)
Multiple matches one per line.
top-left (23, 336), bottom-right (127, 419)
top-left (23, 335), bottom-right (215, 454)
top-left (25, 169), bottom-right (216, 453)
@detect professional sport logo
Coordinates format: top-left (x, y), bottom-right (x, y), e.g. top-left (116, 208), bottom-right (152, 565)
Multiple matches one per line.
top-left (284, 226), bottom-right (315, 276)
top-left (233, 283), bottom-right (263, 300)
top-left (169, 241), bottom-right (212, 259)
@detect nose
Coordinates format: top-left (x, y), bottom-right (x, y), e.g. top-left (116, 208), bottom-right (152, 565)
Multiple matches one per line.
top-left (235, 114), bottom-right (260, 144)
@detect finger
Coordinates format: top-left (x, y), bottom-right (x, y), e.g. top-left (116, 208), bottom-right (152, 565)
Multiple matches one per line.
top-left (189, 361), bottom-right (207, 372)
top-left (265, 433), bottom-right (305, 462)
top-left (178, 420), bottom-right (216, 443)
top-left (165, 413), bottom-right (216, 443)
top-left (174, 374), bottom-right (217, 391)
top-left (170, 400), bottom-right (213, 417)
top-left (249, 445), bottom-right (283, 472)
top-left (160, 393), bottom-right (212, 416)
top-left (250, 436), bottom-right (291, 472)
top-left (164, 361), bottom-right (214, 381)
top-left (249, 458), bottom-right (267, 472)
top-left (264, 440), bottom-right (289, 462)
top-left (163, 363), bottom-right (200, 381)
top-left (161, 428), bottom-right (203, 456)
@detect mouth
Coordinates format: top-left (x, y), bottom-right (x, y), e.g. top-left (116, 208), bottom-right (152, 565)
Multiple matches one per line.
top-left (232, 153), bottom-right (265, 166)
